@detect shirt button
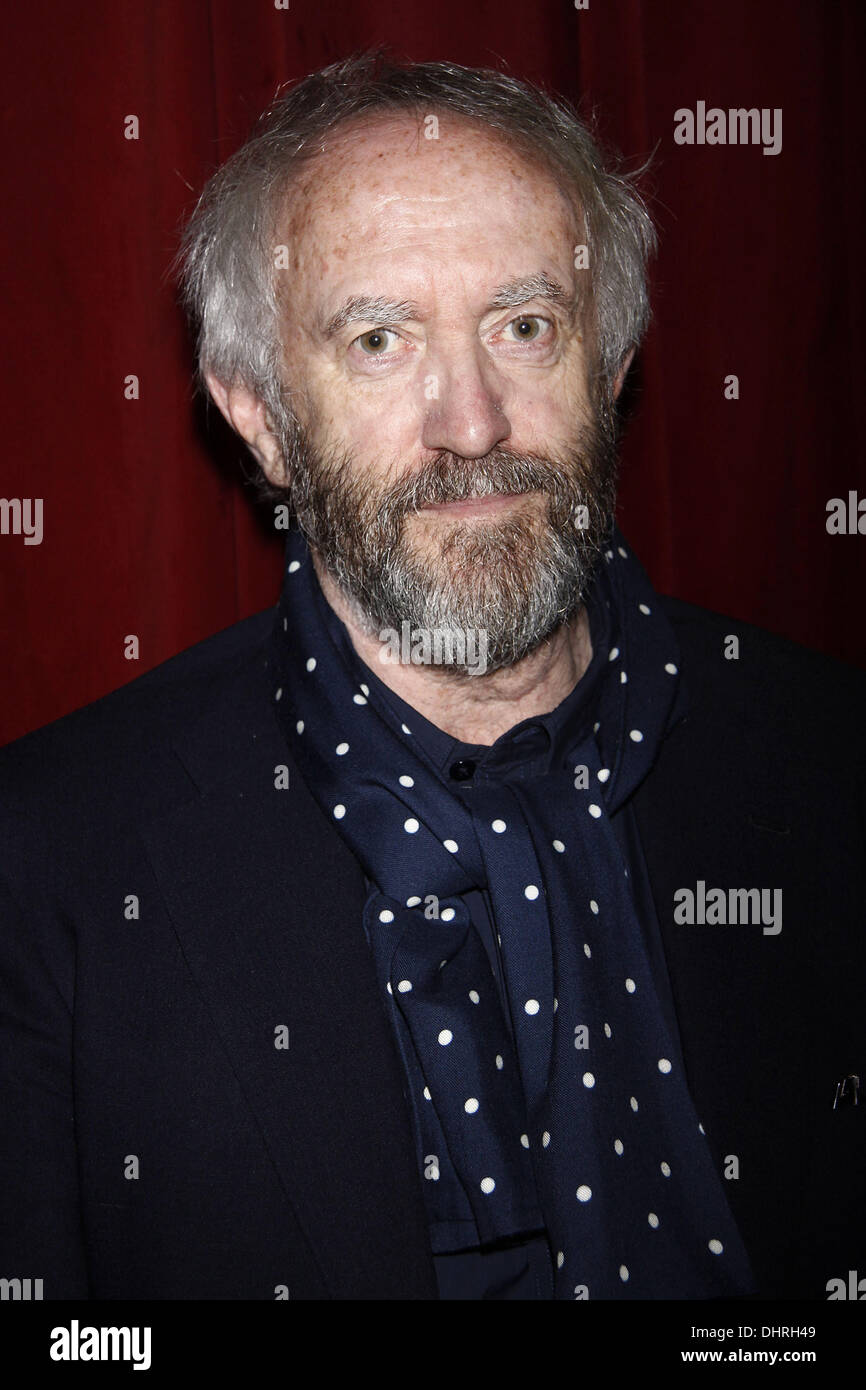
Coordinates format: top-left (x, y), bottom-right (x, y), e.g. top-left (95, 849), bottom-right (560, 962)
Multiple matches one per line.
top-left (449, 759), bottom-right (476, 782)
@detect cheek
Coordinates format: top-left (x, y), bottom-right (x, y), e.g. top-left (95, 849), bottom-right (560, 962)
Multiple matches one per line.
top-left (304, 400), bottom-right (415, 484)
top-left (323, 385), bottom-right (420, 452)
top-left (547, 363), bottom-right (596, 435)
top-left (510, 390), bottom-right (580, 454)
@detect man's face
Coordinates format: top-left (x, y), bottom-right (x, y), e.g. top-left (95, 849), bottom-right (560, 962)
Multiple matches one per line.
top-left (269, 114), bottom-right (619, 675)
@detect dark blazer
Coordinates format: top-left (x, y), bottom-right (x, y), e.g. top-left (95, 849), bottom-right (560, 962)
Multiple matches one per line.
top-left (1, 597), bottom-right (864, 1300)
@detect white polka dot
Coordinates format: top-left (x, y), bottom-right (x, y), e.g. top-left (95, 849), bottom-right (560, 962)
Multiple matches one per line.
top-left (648, 1212), bottom-right (659, 1228)
top-left (397, 980), bottom-right (412, 993)
top-left (469, 990), bottom-right (480, 1004)
top-left (398, 774), bottom-right (414, 787)
top-left (620, 671), bottom-right (628, 684)
top-left (438, 1030), bottom-right (452, 1046)
top-left (557, 1251), bottom-right (564, 1268)
top-left (360, 684), bottom-right (369, 696)
top-left (520, 1134), bottom-right (529, 1148)
top-left (698, 1122), bottom-right (706, 1135)
top-left (386, 981), bottom-right (392, 994)
top-left (404, 818), bottom-right (419, 834)
top-left (608, 646), bottom-right (620, 662)
top-left (401, 723), bottom-right (412, 735)
top-left (525, 999), bottom-right (540, 1015)
top-left (443, 839), bottom-right (458, 853)
top-left (378, 909), bottom-right (394, 923)
top-left (583, 943), bottom-right (592, 958)
top-left (464, 1097), bottom-right (479, 1114)
top-left (333, 804), bottom-right (346, 819)
top-left (597, 768), bottom-right (610, 782)
top-left (590, 899), bottom-right (599, 914)
top-left (524, 884), bottom-right (540, 900)
top-left (336, 742), bottom-right (349, 755)
top-left (582, 1072), bottom-right (595, 1088)
top-left (492, 819), bottom-right (507, 833)
top-left (353, 693), bottom-right (367, 705)
top-left (617, 545), bottom-right (627, 558)
top-left (553, 997), bottom-right (559, 1012)
top-left (593, 721), bottom-right (600, 733)
top-left (480, 1177), bottom-right (496, 1194)
top-left (274, 687), bottom-right (282, 701)
top-left (552, 839), bottom-right (565, 853)
top-left (440, 907), bottom-right (455, 922)
top-left (629, 729), bottom-right (643, 743)
top-left (542, 1131), bottom-right (551, 1147)
top-left (604, 1023), bottom-right (612, 1038)
top-left (406, 896), bottom-right (421, 908)
top-left (614, 1139), bottom-right (624, 1155)
top-left (588, 804), bottom-right (602, 818)
top-left (625, 978), bottom-right (636, 993)
top-left (288, 560), bottom-right (300, 573)
top-left (639, 603), bottom-right (651, 615)
top-left (660, 1161), bottom-right (671, 1177)
top-left (665, 662), bottom-right (678, 675)
top-left (630, 1096), bottom-right (639, 1112)
top-left (306, 657), bottom-right (316, 672)
top-left (658, 1058), bottom-right (672, 1074)
top-left (423, 1086), bottom-right (431, 1100)
top-left (708, 1239), bottom-right (724, 1255)
top-left (296, 720), bottom-right (304, 734)
top-left (495, 1054), bottom-right (504, 1070)
top-left (576, 1185), bottom-right (592, 1202)
top-left (619, 1264), bottom-right (629, 1282)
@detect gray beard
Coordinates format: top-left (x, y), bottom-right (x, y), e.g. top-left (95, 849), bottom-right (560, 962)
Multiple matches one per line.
top-left (269, 393), bottom-right (619, 677)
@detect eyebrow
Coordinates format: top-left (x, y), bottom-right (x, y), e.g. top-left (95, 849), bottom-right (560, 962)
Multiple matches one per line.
top-left (319, 273), bottom-right (574, 339)
top-left (488, 273), bottom-right (573, 312)
top-left (321, 296), bottom-right (418, 339)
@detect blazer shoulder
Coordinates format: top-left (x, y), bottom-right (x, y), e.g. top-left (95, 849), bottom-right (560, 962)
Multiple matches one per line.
top-left (0, 608), bottom-right (276, 833)
top-left (660, 593), bottom-right (866, 703)
top-left (657, 594), bottom-right (866, 776)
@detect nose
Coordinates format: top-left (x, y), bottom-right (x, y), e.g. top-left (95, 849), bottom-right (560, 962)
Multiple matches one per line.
top-left (420, 344), bottom-right (511, 459)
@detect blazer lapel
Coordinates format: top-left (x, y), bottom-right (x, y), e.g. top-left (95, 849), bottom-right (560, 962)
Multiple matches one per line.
top-left (141, 654), bottom-right (437, 1299)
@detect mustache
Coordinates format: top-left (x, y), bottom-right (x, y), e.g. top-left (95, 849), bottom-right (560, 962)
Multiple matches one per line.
top-left (377, 448), bottom-right (585, 518)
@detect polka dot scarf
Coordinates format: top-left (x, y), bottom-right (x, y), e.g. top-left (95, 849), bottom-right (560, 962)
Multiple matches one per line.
top-left (268, 525), bottom-right (756, 1299)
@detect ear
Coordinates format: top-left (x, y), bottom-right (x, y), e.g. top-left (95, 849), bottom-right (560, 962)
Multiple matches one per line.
top-left (204, 372), bottom-right (286, 486)
top-left (611, 348), bottom-right (636, 401)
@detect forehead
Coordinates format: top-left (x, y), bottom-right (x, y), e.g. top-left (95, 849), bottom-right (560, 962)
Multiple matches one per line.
top-left (281, 113), bottom-right (577, 282)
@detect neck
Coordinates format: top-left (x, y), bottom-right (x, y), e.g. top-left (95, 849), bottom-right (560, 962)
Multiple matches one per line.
top-left (311, 551), bottom-right (594, 746)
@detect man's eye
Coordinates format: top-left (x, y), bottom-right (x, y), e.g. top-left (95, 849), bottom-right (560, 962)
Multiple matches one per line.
top-left (504, 315), bottom-right (548, 342)
top-left (355, 328), bottom-right (398, 354)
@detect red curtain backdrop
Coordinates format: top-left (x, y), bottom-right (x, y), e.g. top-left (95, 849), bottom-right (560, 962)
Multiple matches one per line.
top-left (1, 0), bottom-right (863, 746)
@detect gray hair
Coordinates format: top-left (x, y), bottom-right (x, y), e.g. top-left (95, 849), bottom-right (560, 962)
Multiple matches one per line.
top-left (176, 49), bottom-right (656, 419)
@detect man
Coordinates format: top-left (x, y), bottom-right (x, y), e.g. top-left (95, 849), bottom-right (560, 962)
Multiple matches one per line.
top-left (1, 51), bottom-right (863, 1302)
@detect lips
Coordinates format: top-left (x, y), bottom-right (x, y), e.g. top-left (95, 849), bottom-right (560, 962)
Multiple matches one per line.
top-left (419, 491), bottom-right (531, 515)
